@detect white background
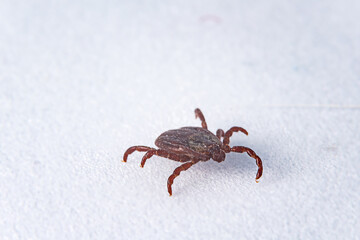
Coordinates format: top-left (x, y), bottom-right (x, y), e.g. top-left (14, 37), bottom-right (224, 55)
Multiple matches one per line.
top-left (0, 0), bottom-right (359, 239)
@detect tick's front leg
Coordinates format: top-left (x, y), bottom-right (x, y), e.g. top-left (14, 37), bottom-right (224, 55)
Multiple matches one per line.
top-left (223, 127), bottom-right (248, 146)
top-left (216, 129), bottom-right (225, 140)
top-left (231, 146), bottom-right (263, 182)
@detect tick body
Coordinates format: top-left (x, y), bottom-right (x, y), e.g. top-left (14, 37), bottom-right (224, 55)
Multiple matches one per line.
top-left (123, 108), bottom-right (263, 196)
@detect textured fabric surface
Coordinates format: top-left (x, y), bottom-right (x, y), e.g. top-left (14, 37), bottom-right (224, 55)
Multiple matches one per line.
top-left (0, 0), bottom-right (359, 239)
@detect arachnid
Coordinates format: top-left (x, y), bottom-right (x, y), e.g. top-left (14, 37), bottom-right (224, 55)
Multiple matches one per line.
top-left (123, 108), bottom-right (263, 196)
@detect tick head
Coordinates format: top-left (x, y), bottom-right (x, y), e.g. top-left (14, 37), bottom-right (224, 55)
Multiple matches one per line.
top-left (210, 145), bottom-right (225, 163)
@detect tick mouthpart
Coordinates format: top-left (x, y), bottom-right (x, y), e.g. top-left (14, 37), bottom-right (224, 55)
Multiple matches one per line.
top-left (122, 159), bottom-right (126, 162)
top-left (255, 179), bottom-right (259, 183)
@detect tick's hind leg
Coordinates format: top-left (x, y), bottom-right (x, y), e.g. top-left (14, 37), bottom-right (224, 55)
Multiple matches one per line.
top-left (123, 146), bottom-right (155, 162)
top-left (231, 146), bottom-right (263, 182)
top-left (167, 161), bottom-right (197, 196)
top-left (223, 127), bottom-right (249, 145)
top-left (194, 108), bottom-right (208, 129)
top-left (140, 149), bottom-right (191, 168)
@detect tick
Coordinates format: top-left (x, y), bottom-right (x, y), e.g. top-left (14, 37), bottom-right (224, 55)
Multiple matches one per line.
top-left (123, 108), bottom-right (263, 196)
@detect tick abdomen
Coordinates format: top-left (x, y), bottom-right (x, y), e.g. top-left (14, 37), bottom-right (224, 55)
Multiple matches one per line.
top-left (155, 127), bottom-right (221, 159)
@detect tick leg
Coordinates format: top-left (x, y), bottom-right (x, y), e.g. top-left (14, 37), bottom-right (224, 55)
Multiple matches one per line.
top-left (141, 149), bottom-right (191, 168)
top-left (194, 108), bottom-right (208, 129)
top-left (216, 129), bottom-right (225, 140)
top-left (223, 127), bottom-right (248, 145)
top-left (167, 161), bottom-right (196, 196)
top-left (231, 146), bottom-right (263, 182)
top-left (123, 146), bottom-right (155, 162)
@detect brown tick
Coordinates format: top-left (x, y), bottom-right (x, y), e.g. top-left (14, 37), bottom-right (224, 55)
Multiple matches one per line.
top-left (123, 108), bottom-right (263, 196)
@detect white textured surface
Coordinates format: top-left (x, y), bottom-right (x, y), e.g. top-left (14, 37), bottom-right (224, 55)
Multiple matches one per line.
top-left (1, 0), bottom-right (359, 239)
